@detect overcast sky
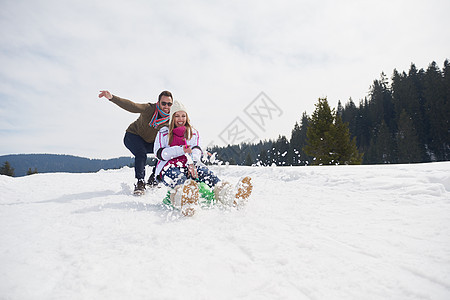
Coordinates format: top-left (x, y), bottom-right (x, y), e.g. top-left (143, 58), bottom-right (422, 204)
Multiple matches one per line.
top-left (1, 0), bottom-right (449, 159)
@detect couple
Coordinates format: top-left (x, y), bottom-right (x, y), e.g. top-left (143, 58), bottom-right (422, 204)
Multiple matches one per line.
top-left (98, 91), bottom-right (252, 213)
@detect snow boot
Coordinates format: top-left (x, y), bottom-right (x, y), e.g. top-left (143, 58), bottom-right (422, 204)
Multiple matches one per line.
top-left (169, 185), bottom-right (183, 208)
top-left (214, 181), bottom-right (234, 206)
top-left (214, 176), bottom-right (253, 207)
top-left (147, 166), bottom-right (160, 188)
top-left (133, 179), bottom-right (146, 196)
top-left (170, 179), bottom-right (199, 216)
top-left (235, 176), bottom-right (253, 205)
top-left (147, 173), bottom-right (159, 188)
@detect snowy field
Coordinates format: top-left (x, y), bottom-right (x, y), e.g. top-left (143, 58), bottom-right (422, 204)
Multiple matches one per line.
top-left (1, 162), bottom-right (449, 300)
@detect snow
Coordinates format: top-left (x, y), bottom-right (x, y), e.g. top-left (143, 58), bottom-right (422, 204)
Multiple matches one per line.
top-left (1, 162), bottom-right (449, 299)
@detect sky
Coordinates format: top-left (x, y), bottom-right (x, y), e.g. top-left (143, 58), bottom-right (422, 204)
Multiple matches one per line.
top-left (1, 0), bottom-right (449, 159)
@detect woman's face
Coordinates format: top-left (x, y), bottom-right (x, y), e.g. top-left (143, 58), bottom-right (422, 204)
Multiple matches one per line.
top-left (173, 111), bottom-right (187, 127)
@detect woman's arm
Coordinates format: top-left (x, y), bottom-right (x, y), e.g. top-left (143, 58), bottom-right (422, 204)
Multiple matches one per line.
top-left (154, 128), bottom-right (186, 161)
top-left (187, 129), bottom-right (203, 163)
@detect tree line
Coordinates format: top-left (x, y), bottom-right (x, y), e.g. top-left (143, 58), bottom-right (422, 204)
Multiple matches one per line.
top-left (209, 60), bottom-right (449, 166)
top-left (0, 154), bottom-right (136, 177)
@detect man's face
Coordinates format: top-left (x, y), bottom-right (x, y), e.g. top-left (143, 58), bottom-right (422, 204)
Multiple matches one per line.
top-left (158, 95), bottom-right (173, 114)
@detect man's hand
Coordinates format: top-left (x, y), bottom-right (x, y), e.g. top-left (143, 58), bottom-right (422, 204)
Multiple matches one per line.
top-left (98, 90), bottom-right (112, 100)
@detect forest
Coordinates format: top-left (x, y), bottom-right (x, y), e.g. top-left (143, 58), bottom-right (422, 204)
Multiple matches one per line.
top-left (209, 60), bottom-right (449, 165)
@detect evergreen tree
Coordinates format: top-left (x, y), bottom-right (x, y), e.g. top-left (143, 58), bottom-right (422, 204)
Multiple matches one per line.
top-left (373, 120), bottom-right (396, 163)
top-left (336, 100), bottom-right (344, 116)
top-left (27, 168), bottom-right (38, 175)
top-left (423, 61), bottom-right (448, 160)
top-left (331, 115), bottom-right (363, 164)
top-left (304, 98), bottom-right (335, 165)
top-left (341, 99), bottom-right (357, 134)
top-left (442, 59), bottom-right (450, 159)
top-left (270, 135), bottom-right (289, 166)
top-left (0, 161), bottom-right (15, 177)
top-left (244, 153), bottom-right (253, 166)
top-left (369, 73), bottom-right (394, 128)
top-left (356, 98), bottom-right (372, 156)
top-left (391, 63), bottom-right (430, 161)
top-left (289, 112), bottom-right (311, 165)
top-left (304, 98), bottom-right (362, 165)
top-left (396, 110), bottom-right (421, 163)
top-left (256, 149), bottom-right (269, 166)
top-left (289, 122), bottom-right (302, 165)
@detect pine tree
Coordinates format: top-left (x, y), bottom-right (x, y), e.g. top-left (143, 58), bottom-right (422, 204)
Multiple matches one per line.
top-left (396, 110), bottom-right (421, 163)
top-left (373, 120), bottom-right (395, 163)
top-left (0, 161), bottom-right (15, 177)
top-left (244, 153), bottom-right (253, 166)
top-left (442, 59), bottom-right (450, 160)
top-left (392, 64), bottom-right (429, 161)
top-left (304, 98), bottom-right (335, 165)
top-left (369, 73), bottom-right (394, 127)
top-left (331, 115), bottom-right (363, 164)
top-left (270, 135), bottom-right (289, 166)
top-left (257, 149), bottom-right (269, 166)
top-left (289, 122), bottom-right (302, 165)
top-left (304, 98), bottom-right (362, 165)
top-left (27, 168), bottom-right (38, 175)
top-left (341, 98), bottom-right (357, 137)
top-left (356, 98), bottom-right (372, 156)
top-left (424, 61), bottom-right (448, 160)
top-left (289, 112), bottom-right (311, 165)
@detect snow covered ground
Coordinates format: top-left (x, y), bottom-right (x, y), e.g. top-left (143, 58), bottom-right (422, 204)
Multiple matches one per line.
top-left (0, 162), bottom-right (449, 299)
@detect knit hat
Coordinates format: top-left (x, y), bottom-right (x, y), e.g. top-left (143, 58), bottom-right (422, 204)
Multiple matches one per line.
top-left (169, 100), bottom-right (188, 125)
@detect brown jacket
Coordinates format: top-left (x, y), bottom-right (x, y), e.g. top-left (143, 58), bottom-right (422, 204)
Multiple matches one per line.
top-left (110, 95), bottom-right (167, 143)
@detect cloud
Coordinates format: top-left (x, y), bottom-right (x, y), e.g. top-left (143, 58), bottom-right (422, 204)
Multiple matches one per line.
top-left (1, 0), bottom-right (449, 158)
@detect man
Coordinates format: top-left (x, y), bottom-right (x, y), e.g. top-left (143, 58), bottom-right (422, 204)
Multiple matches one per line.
top-left (98, 90), bottom-right (173, 195)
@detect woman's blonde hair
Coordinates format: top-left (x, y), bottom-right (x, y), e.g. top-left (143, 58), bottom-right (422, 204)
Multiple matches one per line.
top-left (168, 111), bottom-right (193, 144)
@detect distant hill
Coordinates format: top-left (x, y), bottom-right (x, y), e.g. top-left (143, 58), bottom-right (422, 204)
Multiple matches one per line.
top-left (0, 154), bottom-right (139, 177)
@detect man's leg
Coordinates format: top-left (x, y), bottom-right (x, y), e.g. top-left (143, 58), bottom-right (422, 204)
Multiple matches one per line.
top-left (123, 132), bottom-right (148, 180)
top-left (142, 141), bottom-right (159, 186)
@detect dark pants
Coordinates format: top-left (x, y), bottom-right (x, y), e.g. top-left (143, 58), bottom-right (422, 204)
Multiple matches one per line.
top-left (123, 132), bottom-right (154, 180)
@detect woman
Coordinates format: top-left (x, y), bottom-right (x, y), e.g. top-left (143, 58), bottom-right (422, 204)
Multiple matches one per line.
top-left (154, 100), bottom-right (252, 216)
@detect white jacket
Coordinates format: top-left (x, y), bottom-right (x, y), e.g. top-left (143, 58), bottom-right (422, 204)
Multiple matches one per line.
top-left (154, 126), bottom-right (203, 176)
